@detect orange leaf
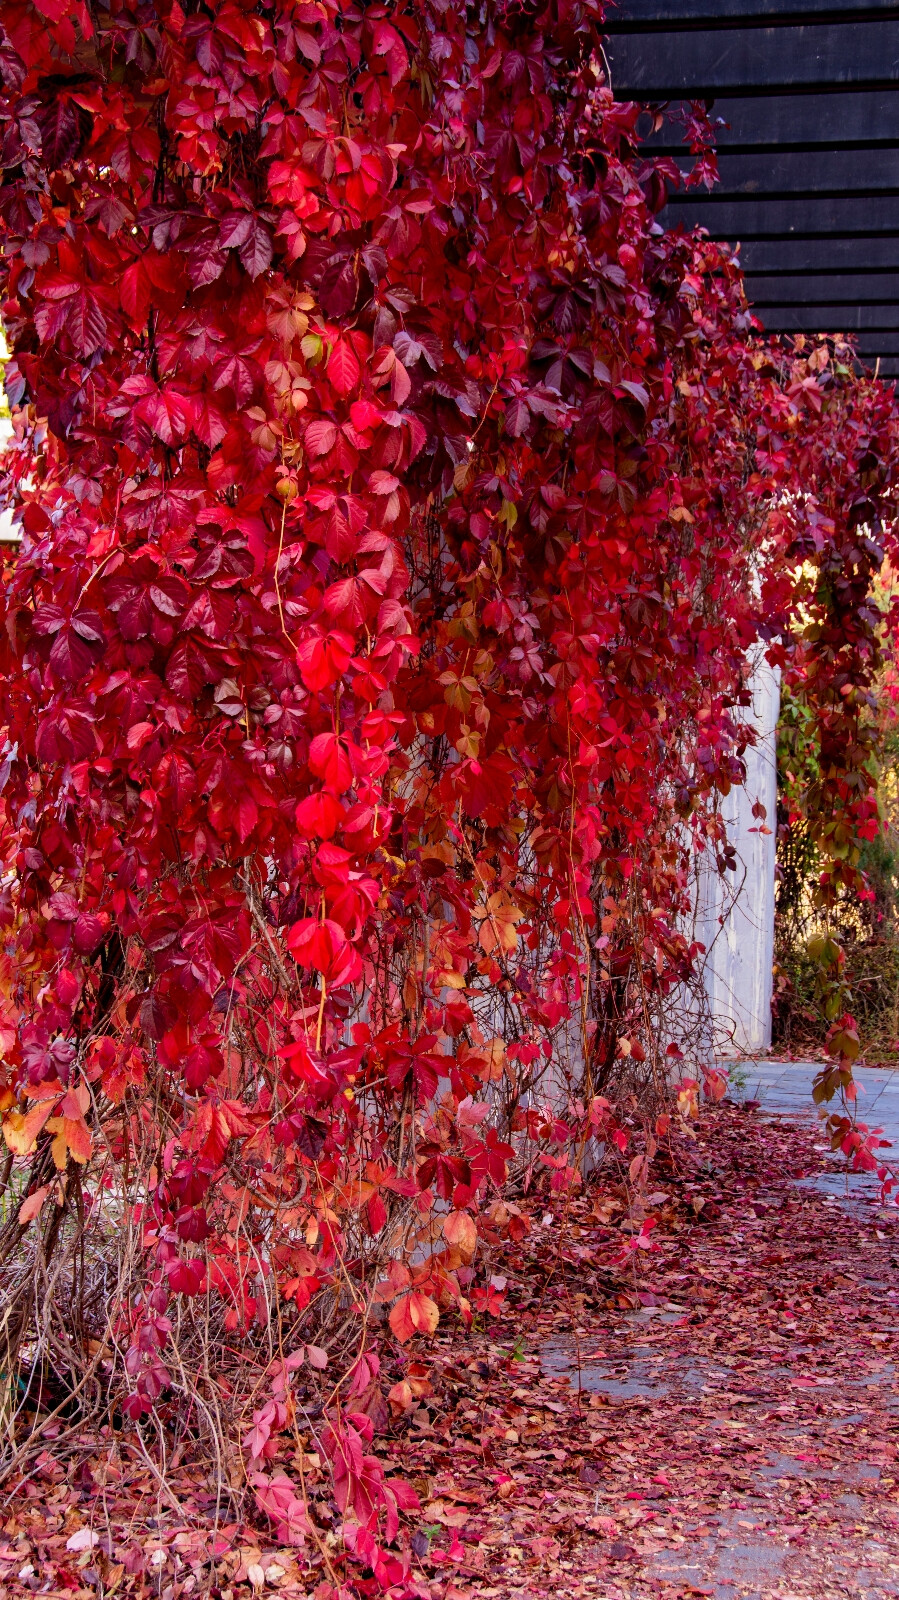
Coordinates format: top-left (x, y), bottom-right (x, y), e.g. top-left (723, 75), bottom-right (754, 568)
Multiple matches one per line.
top-left (477, 891), bottom-right (523, 956)
top-left (45, 1114), bottom-right (93, 1170)
top-left (18, 1184), bottom-right (50, 1225)
top-left (443, 1210), bottom-right (477, 1258)
top-left (389, 1289), bottom-right (439, 1343)
top-left (483, 1037), bottom-right (506, 1083)
top-left (388, 1379), bottom-right (414, 1414)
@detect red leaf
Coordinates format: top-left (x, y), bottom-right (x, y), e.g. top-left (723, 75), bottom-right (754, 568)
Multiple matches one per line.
top-left (305, 418), bottom-right (338, 456)
top-left (296, 629), bottom-right (354, 692)
top-left (323, 576), bottom-right (368, 628)
top-left (367, 1192), bottom-right (387, 1234)
top-left (35, 281), bottom-right (107, 358)
top-left (120, 262), bottom-right (150, 330)
top-left (285, 918), bottom-right (361, 985)
top-left (369, 469), bottom-right (401, 494)
top-left (192, 395), bottom-right (228, 449)
top-left (251, 1473), bottom-right (310, 1547)
top-left (239, 220), bottom-right (273, 278)
top-left (219, 212), bottom-right (253, 250)
top-left (327, 339), bottom-right (361, 398)
top-left (295, 791), bottom-right (343, 839)
top-left (308, 732), bottom-right (353, 792)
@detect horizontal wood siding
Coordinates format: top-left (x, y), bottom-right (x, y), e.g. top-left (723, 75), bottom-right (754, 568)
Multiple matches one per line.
top-left (608, 2), bottom-right (899, 375)
top-left (607, 23), bottom-right (899, 95)
top-left (605, 3), bottom-right (899, 30)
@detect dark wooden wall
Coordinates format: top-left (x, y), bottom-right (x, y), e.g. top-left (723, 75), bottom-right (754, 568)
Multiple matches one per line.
top-left (605, 1), bottom-right (899, 376)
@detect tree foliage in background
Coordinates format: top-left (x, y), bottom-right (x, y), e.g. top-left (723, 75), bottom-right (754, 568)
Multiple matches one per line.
top-left (1, 0), bottom-right (898, 1579)
top-left (775, 582), bottom-right (899, 1060)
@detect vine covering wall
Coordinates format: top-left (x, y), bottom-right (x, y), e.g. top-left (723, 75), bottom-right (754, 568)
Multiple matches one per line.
top-left (0, 0), bottom-right (898, 1578)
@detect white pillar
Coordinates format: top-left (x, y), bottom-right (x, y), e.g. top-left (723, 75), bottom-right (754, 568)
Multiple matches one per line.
top-left (697, 649), bottom-right (780, 1056)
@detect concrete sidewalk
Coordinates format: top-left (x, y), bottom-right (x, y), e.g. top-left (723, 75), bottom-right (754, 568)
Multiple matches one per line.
top-left (727, 1059), bottom-right (899, 1136)
top-left (725, 1059), bottom-right (899, 1201)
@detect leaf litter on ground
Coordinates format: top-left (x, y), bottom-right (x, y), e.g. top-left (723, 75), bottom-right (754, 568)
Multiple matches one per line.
top-left (3, 1100), bottom-right (899, 1600)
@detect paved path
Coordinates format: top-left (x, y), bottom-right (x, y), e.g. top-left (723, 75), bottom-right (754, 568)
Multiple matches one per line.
top-left (729, 1058), bottom-right (899, 1136)
top-left (726, 1057), bottom-right (899, 1202)
top-left (535, 1091), bottom-right (899, 1599)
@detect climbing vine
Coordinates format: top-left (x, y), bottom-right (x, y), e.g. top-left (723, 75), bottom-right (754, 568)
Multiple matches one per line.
top-left (0, 0), bottom-right (898, 1579)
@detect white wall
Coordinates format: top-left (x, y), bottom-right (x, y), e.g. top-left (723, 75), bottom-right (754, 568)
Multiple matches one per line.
top-left (0, 415), bottom-right (18, 544)
top-left (696, 649), bottom-right (780, 1057)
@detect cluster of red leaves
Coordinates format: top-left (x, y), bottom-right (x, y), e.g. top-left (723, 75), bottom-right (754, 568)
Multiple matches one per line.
top-left (1, 0), bottom-right (898, 1580)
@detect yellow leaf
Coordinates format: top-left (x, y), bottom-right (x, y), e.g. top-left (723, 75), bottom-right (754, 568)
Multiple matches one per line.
top-left (45, 1114), bottom-right (92, 1170)
top-left (454, 728), bottom-right (481, 759)
top-left (2, 1100), bottom-right (54, 1155)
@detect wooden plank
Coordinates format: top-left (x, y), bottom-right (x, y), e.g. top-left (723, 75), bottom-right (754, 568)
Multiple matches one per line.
top-left (662, 193), bottom-right (899, 233)
top-left (739, 236), bottom-right (899, 268)
top-left (639, 92), bottom-right (899, 149)
top-left (746, 271), bottom-right (899, 300)
top-left (842, 331), bottom-right (899, 350)
top-left (616, 13), bottom-right (899, 335)
top-left (607, 3), bottom-right (899, 26)
top-left (669, 147), bottom-right (899, 193)
top-left (606, 22), bottom-right (899, 95)
top-left (756, 303), bottom-right (899, 327)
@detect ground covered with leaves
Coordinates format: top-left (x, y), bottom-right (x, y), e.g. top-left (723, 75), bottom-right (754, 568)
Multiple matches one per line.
top-left (4, 1101), bottom-right (898, 1600)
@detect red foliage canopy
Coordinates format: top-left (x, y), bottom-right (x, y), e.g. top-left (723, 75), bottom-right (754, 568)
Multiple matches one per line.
top-left (1, 0), bottom-right (898, 1576)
